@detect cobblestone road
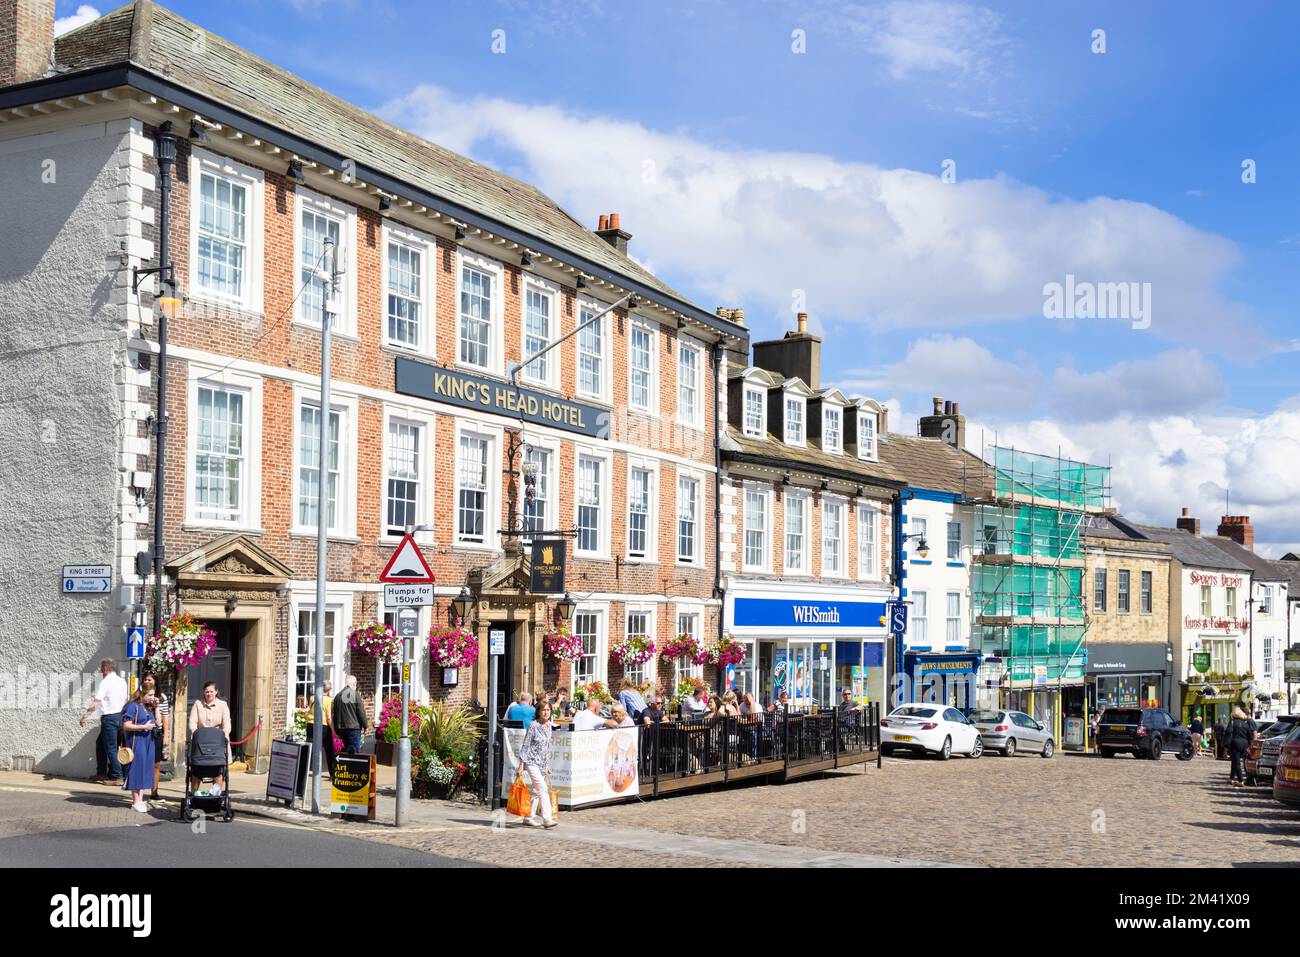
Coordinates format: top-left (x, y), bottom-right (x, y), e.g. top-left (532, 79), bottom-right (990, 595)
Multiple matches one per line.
top-left (573, 752), bottom-right (1300, 867)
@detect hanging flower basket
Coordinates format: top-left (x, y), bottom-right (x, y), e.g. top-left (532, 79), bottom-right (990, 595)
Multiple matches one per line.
top-left (573, 680), bottom-right (614, 704)
top-left (612, 634), bottom-right (656, 667)
top-left (711, 634), bottom-right (749, 667)
top-left (147, 613), bottom-right (217, 673)
top-left (543, 624), bottom-right (583, 662)
top-left (428, 626), bottom-right (479, 669)
top-left (661, 634), bottom-right (703, 664)
top-left (347, 621), bottom-right (402, 662)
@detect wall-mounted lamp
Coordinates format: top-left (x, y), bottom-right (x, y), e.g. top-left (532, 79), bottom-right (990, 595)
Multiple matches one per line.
top-left (556, 592), bottom-right (577, 626)
top-left (378, 195), bottom-right (391, 213)
top-left (224, 595), bottom-right (239, 616)
top-left (450, 587), bottom-right (473, 627)
top-left (453, 225), bottom-right (467, 242)
top-left (520, 250), bottom-right (533, 267)
top-left (188, 118), bottom-right (211, 142)
top-left (286, 159), bottom-right (306, 183)
top-left (575, 275), bottom-right (588, 289)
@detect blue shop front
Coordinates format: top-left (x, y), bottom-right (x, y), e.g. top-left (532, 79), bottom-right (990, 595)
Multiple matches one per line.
top-left (901, 650), bottom-right (983, 714)
top-left (724, 580), bottom-right (891, 711)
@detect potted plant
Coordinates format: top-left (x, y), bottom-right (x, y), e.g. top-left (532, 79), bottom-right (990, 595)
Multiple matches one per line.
top-left (347, 621), bottom-right (402, 663)
top-left (543, 623), bottom-right (583, 662)
top-left (411, 701), bottom-right (482, 800)
top-left (428, 625), bottom-right (480, 669)
top-left (147, 612), bottom-right (217, 673)
top-left (572, 680), bottom-right (613, 706)
top-left (670, 677), bottom-right (708, 711)
top-left (374, 695), bottom-right (423, 765)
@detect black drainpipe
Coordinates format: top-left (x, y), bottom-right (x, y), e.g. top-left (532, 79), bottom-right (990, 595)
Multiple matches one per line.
top-left (151, 121), bottom-right (177, 645)
top-left (713, 342), bottom-right (724, 643)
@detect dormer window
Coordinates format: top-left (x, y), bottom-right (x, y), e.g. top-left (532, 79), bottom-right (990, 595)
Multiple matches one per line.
top-left (784, 395), bottom-right (805, 447)
top-left (823, 406), bottom-right (842, 454)
top-left (743, 386), bottom-right (765, 438)
top-left (858, 412), bottom-right (877, 461)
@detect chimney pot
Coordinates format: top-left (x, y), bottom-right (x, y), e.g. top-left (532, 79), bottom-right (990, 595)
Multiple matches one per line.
top-left (796, 312), bottom-right (808, 334)
top-left (732, 308), bottom-right (744, 326)
top-left (1181, 506), bottom-right (1189, 517)
top-left (598, 214), bottom-right (609, 231)
top-left (609, 212), bottom-right (620, 230)
top-left (932, 396), bottom-right (944, 415)
top-left (952, 401), bottom-right (959, 415)
top-left (1216, 514), bottom-right (1254, 551)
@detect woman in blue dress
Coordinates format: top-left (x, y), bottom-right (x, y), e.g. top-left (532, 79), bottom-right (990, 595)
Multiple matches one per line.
top-left (122, 690), bottom-right (158, 813)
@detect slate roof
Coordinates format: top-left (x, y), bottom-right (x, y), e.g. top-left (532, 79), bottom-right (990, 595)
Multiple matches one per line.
top-left (722, 426), bottom-right (905, 487)
top-left (1267, 559), bottom-right (1300, 591)
top-left (877, 433), bottom-right (993, 498)
top-left (1131, 524), bottom-right (1253, 572)
top-left (1205, 536), bottom-right (1287, 581)
top-left (46, 2), bottom-right (734, 333)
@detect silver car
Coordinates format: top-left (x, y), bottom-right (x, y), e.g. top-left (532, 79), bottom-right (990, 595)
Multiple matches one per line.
top-left (972, 709), bottom-right (1055, 757)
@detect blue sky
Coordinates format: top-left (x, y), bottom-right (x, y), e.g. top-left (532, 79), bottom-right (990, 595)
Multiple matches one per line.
top-left (58, 1), bottom-right (1300, 550)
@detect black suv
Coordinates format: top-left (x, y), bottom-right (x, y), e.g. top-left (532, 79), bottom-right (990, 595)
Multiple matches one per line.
top-left (1097, 707), bottom-right (1194, 760)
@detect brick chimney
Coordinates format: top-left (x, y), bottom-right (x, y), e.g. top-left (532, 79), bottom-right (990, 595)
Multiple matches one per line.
top-left (752, 311), bottom-right (822, 389)
top-left (919, 396), bottom-right (967, 449)
top-left (595, 211), bottom-right (631, 255)
top-left (1217, 514), bottom-right (1254, 551)
top-left (1175, 507), bottom-right (1200, 536)
top-left (1, 0), bottom-right (54, 87)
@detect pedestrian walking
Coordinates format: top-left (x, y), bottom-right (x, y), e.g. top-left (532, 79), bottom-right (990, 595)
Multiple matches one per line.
top-left (1188, 711), bottom-right (1205, 758)
top-left (1226, 706), bottom-right (1257, 787)
top-left (1213, 717), bottom-right (1228, 760)
top-left (331, 675), bottom-right (369, 754)
top-left (140, 673), bottom-right (169, 800)
top-left (307, 679), bottom-right (335, 776)
top-left (79, 658), bottom-right (128, 784)
top-left (518, 701), bottom-right (557, 828)
top-left (122, 690), bottom-right (157, 813)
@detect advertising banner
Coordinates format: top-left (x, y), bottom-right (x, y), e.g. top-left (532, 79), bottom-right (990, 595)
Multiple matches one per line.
top-left (330, 754), bottom-right (376, 819)
top-left (502, 727), bottom-right (639, 809)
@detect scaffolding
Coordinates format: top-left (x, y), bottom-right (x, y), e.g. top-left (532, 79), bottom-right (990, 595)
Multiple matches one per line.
top-left (967, 445), bottom-right (1110, 698)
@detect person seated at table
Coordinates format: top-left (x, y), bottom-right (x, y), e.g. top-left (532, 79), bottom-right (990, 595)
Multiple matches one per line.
top-left (679, 683), bottom-right (709, 721)
top-left (572, 695), bottom-right (620, 731)
top-left (554, 688), bottom-right (573, 718)
top-left (767, 690), bottom-right (791, 713)
top-left (505, 691), bottom-right (536, 726)
top-left (641, 693), bottom-right (667, 725)
top-left (718, 691), bottom-right (741, 718)
top-left (740, 692), bottom-right (760, 717)
top-left (837, 689), bottom-right (864, 723)
top-left (609, 704), bottom-right (635, 728)
top-left (705, 696), bottom-right (720, 719)
top-left (618, 677), bottom-right (649, 722)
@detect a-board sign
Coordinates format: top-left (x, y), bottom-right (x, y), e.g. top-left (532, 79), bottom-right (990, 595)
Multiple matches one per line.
top-left (266, 739), bottom-right (310, 805)
top-left (330, 753), bottom-right (377, 820)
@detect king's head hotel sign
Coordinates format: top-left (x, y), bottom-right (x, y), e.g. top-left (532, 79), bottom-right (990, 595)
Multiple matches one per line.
top-left (395, 357), bottom-right (609, 438)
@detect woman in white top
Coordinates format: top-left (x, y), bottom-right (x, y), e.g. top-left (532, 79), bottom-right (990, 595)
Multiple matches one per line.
top-left (519, 701), bottom-right (557, 828)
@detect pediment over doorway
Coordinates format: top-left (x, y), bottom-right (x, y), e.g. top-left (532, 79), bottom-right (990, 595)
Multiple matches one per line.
top-left (469, 550), bottom-right (533, 596)
top-left (166, 534), bottom-right (294, 591)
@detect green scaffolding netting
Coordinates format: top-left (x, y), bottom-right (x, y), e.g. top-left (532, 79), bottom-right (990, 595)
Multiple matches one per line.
top-left (974, 626), bottom-right (1089, 680)
top-left (974, 504), bottom-right (1084, 560)
top-left (972, 565), bottom-right (1085, 621)
top-left (990, 447), bottom-right (1109, 508)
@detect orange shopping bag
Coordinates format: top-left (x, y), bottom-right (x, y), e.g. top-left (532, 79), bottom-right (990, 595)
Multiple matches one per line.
top-left (506, 767), bottom-right (532, 817)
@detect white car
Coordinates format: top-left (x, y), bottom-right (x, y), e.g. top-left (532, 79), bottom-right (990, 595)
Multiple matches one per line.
top-left (880, 704), bottom-right (983, 760)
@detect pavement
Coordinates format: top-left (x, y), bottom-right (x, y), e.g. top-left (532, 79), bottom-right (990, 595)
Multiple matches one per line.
top-left (3, 749), bottom-right (1295, 867)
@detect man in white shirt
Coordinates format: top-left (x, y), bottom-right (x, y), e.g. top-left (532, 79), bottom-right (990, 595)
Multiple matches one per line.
top-left (80, 658), bottom-right (129, 783)
top-left (572, 696), bottom-right (617, 731)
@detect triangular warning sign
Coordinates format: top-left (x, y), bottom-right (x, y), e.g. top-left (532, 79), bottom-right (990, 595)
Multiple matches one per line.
top-left (379, 534), bottom-right (435, 583)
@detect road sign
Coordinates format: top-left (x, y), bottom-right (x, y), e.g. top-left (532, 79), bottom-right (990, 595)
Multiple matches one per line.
top-left (396, 609), bottom-right (419, 638)
top-left (489, 628), bottom-right (506, 656)
top-left (401, 662), bottom-right (412, 684)
top-left (126, 626), bottom-right (146, 660)
top-left (384, 582), bottom-right (433, 608)
top-left (63, 564), bottom-right (111, 594)
top-left (378, 534), bottom-right (435, 583)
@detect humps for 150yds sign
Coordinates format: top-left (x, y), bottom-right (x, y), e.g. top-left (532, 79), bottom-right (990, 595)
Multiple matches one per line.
top-left (330, 754), bottom-right (376, 820)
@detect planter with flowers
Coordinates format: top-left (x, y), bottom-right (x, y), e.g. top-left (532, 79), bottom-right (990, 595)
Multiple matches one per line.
top-left (374, 695), bottom-right (424, 766)
top-left (572, 680), bottom-right (614, 706)
top-left (670, 677), bottom-right (708, 711)
top-left (347, 621), bottom-right (402, 663)
top-left (428, 626), bottom-right (480, 670)
top-left (147, 613), bottom-right (217, 674)
top-left (612, 634), bottom-right (656, 670)
top-left (543, 624), bottom-right (584, 663)
top-left (661, 634), bottom-right (706, 666)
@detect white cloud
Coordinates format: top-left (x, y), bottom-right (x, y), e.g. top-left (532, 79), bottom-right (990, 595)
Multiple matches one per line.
top-left (54, 4), bottom-right (99, 37)
top-left (831, 1), bottom-right (1009, 82)
top-left (378, 84), bottom-right (1259, 351)
top-left (1050, 349), bottom-right (1225, 423)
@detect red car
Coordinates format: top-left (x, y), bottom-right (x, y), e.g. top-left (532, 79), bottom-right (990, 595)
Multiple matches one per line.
top-left (1273, 726), bottom-right (1300, 810)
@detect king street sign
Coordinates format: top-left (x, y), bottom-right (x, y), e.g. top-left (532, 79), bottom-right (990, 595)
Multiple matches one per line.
top-left (383, 582), bottom-right (434, 608)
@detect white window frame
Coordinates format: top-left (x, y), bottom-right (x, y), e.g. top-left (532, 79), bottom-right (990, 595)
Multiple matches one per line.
top-left (946, 592), bottom-right (962, 645)
top-left (453, 422), bottom-right (502, 551)
top-left (947, 520), bottom-right (962, 563)
top-left (676, 469), bottom-right (704, 566)
top-left (290, 386), bottom-right (358, 538)
top-left (822, 496), bottom-right (846, 578)
top-left (622, 604), bottom-right (658, 685)
top-left (293, 187), bottom-right (358, 335)
top-left (287, 590), bottom-right (353, 724)
top-left (822, 404), bottom-right (843, 454)
top-left (742, 482), bottom-right (771, 573)
top-left (673, 605), bottom-right (705, 684)
top-left (910, 517), bottom-right (929, 560)
top-left (380, 405), bottom-right (436, 544)
top-left (570, 604), bottom-right (609, 691)
top-left (1263, 635), bottom-right (1274, 677)
top-left (521, 436), bottom-right (559, 544)
top-left (455, 249), bottom-right (505, 376)
top-left (677, 338), bottom-right (705, 430)
top-left (910, 591), bottom-right (929, 646)
top-left (627, 318), bottom-right (658, 415)
top-left (857, 411), bottom-right (878, 461)
top-left (783, 490), bottom-right (810, 576)
top-left (1260, 584), bottom-right (1274, 616)
top-left (520, 274), bottom-right (560, 390)
top-left (184, 364), bottom-right (263, 532)
top-left (743, 385), bottom-right (766, 438)
top-left (573, 446), bottom-right (611, 559)
top-left (576, 297), bottom-right (612, 403)
top-left (381, 222), bottom-right (434, 355)
top-left (188, 147), bottom-right (264, 314)
top-left (858, 503), bottom-right (879, 580)
top-left (380, 603), bottom-right (428, 705)
top-left (784, 393), bottom-right (806, 447)
top-left (625, 457), bottom-right (659, 563)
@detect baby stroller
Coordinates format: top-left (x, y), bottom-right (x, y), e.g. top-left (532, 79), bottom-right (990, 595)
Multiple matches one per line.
top-left (181, 726), bottom-right (234, 822)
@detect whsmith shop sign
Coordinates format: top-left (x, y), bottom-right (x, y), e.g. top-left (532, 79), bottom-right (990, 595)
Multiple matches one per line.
top-left (732, 596), bottom-right (887, 631)
top-left (395, 357), bottom-right (608, 438)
